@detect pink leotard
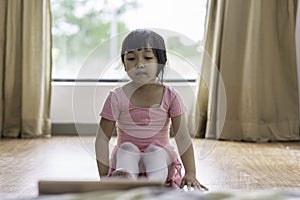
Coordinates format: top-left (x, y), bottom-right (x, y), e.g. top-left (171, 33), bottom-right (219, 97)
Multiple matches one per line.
top-left (100, 85), bottom-right (186, 187)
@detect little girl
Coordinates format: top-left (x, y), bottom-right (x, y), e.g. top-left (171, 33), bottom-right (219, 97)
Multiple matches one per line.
top-left (95, 29), bottom-right (208, 190)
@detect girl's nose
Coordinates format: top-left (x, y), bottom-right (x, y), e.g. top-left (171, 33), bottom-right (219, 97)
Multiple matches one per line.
top-left (136, 59), bottom-right (145, 68)
top-left (136, 64), bottom-right (144, 68)
top-left (136, 56), bottom-right (145, 68)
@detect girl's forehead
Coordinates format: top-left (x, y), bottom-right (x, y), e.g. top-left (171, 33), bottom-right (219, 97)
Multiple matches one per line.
top-left (125, 48), bottom-right (154, 54)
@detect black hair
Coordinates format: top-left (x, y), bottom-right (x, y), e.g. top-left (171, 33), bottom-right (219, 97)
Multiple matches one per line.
top-left (121, 29), bottom-right (167, 81)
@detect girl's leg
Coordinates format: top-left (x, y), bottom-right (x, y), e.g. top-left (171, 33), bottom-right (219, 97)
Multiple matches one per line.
top-left (142, 145), bottom-right (170, 182)
top-left (115, 142), bottom-right (141, 179)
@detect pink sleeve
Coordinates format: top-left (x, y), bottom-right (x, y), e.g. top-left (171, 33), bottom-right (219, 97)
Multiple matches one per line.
top-left (100, 91), bottom-right (120, 121)
top-left (169, 88), bottom-right (187, 118)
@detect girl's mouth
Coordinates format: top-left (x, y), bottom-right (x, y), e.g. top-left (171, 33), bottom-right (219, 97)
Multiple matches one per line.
top-left (135, 72), bottom-right (147, 76)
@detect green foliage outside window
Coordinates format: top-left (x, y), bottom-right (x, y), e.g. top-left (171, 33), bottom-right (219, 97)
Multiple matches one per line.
top-left (51, 0), bottom-right (136, 78)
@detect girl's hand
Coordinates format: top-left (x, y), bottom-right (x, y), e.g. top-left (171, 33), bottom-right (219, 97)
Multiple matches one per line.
top-left (180, 173), bottom-right (209, 191)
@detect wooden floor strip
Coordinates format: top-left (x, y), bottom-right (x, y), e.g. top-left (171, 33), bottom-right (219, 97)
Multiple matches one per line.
top-left (0, 136), bottom-right (299, 198)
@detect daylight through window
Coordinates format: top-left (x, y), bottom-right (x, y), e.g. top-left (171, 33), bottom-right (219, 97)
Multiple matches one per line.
top-left (51, 0), bottom-right (208, 81)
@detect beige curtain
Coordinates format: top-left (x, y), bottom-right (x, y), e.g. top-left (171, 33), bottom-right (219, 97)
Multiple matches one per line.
top-left (0, 0), bottom-right (52, 138)
top-left (196, 0), bottom-right (299, 141)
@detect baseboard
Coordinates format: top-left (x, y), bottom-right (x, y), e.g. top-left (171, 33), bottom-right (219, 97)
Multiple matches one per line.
top-left (51, 123), bottom-right (99, 136)
top-left (51, 123), bottom-right (174, 136)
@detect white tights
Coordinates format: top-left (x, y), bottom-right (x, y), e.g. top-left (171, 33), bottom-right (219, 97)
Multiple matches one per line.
top-left (115, 142), bottom-right (170, 182)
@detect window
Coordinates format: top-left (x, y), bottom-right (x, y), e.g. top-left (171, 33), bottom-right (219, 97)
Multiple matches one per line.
top-left (51, 0), bottom-right (208, 82)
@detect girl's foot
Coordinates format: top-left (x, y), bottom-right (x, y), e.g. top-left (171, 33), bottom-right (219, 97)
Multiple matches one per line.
top-left (111, 168), bottom-right (135, 179)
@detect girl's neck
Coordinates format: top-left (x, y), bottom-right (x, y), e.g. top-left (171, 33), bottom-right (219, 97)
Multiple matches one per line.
top-left (129, 80), bottom-right (162, 91)
top-left (124, 81), bottom-right (165, 108)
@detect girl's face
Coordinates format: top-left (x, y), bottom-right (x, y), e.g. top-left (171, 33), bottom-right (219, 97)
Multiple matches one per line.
top-left (124, 48), bottom-right (158, 85)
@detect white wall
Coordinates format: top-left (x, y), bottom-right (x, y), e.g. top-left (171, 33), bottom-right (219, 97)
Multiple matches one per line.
top-left (50, 82), bottom-right (197, 134)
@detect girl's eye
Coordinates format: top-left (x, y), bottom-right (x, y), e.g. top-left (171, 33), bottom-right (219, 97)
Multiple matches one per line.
top-left (145, 57), bottom-right (153, 60)
top-left (127, 58), bottom-right (135, 61)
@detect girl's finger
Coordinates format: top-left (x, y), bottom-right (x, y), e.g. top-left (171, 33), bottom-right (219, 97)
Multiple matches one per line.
top-left (193, 182), bottom-right (201, 189)
top-left (187, 185), bottom-right (192, 191)
top-left (180, 179), bottom-right (186, 188)
top-left (199, 183), bottom-right (209, 191)
top-left (191, 181), bottom-right (198, 187)
top-left (186, 182), bottom-right (192, 189)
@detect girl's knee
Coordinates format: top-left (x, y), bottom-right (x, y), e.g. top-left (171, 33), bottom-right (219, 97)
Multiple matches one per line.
top-left (119, 142), bottom-right (140, 153)
top-left (144, 145), bottom-right (171, 164)
top-left (144, 144), bottom-right (163, 153)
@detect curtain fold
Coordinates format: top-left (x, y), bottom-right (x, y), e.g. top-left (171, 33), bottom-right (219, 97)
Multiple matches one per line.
top-left (196, 0), bottom-right (299, 141)
top-left (0, 0), bottom-right (52, 138)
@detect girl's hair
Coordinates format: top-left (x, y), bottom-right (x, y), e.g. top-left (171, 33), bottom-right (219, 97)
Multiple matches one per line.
top-left (121, 29), bottom-right (167, 81)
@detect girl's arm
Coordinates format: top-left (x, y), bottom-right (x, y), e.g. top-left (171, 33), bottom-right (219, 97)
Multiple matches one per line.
top-left (172, 114), bottom-right (208, 190)
top-left (95, 117), bottom-right (116, 178)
